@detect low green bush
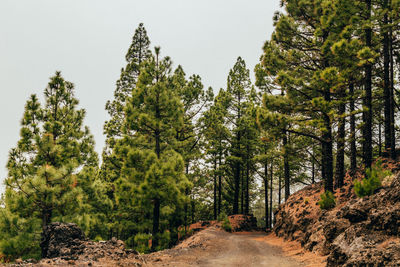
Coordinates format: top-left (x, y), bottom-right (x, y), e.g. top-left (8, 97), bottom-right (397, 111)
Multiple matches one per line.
top-left (217, 212), bottom-right (232, 232)
top-left (133, 233), bottom-right (151, 254)
top-left (217, 212), bottom-right (227, 222)
top-left (354, 160), bottom-right (391, 198)
top-left (318, 191), bottom-right (336, 210)
top-left (178, 227), bottom-right (193, 240)
top-left (222, 217), bottom-right (232, 232)
top-left (156, 230), bottom-right (171, 250)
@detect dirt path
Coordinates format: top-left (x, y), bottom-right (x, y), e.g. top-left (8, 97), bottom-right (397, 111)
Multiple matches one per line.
top-left (143, 227), bottom-right (305, 267)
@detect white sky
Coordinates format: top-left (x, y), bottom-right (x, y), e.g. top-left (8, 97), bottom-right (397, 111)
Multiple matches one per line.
top-left (0, 0), bottom-right (281, 194)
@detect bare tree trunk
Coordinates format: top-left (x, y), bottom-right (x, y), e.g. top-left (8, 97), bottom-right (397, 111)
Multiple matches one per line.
top-left (335, 95), bottom-right (346, 188)
top-left (350, 83), bottom-right (357, 173)
top-left (264, 159), bottom-right (269, 229)
top-left (384, 0), bottom-right (392, 157)
top-left (213, 158), bottom-right (217, 220)
top-left (269, 161), bottom-right (273, 228)
top-left (363, 0), bottom-right (373, 169)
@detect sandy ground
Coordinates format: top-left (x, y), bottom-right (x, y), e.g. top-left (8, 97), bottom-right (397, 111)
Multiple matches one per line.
top-left (141, 227), bottom-right (323, 267)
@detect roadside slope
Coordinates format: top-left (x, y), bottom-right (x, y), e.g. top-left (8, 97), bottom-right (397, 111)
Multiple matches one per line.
top-left (273, 159), bottom-right (400, 266)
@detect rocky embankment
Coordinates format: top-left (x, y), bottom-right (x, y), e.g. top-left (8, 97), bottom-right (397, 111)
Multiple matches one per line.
top-left (12, 222), bottom-right (142, 266)
top-left (274, 160), bottom-right (400, 266)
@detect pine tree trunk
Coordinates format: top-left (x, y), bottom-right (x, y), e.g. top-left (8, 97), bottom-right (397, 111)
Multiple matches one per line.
top-left (322, 29), bottom-right (334, 193)
top-left (379, 120), bottom-right (382, 157)
top-left (42, 208), bottom-right (52, 229)
top-left (233, 90), bottom-right (241, 215)
top-left (312, 146), bottom-right (315, 184)
top-left (383, 0), bottom-right (392, 157)
top-left (270, 161), bottom-right (273, 227)
top-left (213, 158), bottom-right (217, 220)
top-left (322, 117), bottom-right (334, 192)
top-left (233, 154), bottom-right (240, 214)
top-left (184, 164), bottom-right (189, 234)
top-left (191, 198), bottom-right (195, 223)
top-left (245, 150), bottom-right (250, 215)
top-left (241, 168), bottom-right (244, 214)
top-left (283, 131), bottom-right (290, 201)
top-left (389, 18), bottom-right (396, 159)
top-left (335, 97), bottom-right (346, 188)
top-left (151, 198), bottom-right (160, 251)
top-left (363, 0), bottom-right (373, 169)
top-left (218, 150), bottom-right (222, 217)
top-left (152, 78), bottom-right (161, 250)
top-left (322, 114), bottom-right (334, 192)
top-left (278, 173), bottom-right (282, 205)
top-left (264, 159), bottom-right (269, 229)
top-left (350, 83), bottom-right (357, 173)
top-left (41, 208), bottom-right (53, 258)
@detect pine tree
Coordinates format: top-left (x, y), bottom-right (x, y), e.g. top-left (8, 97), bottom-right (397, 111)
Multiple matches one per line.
top-left (116, 47), bottom-right (190, 251)
top-left (102, 23), bottom-right (151, 186)
top-left (200, 89), bottom-right (230, 219)
top-left (104, 23), bottom-right (151, 143)
top-left (0, 72), bottom-right (103, 259)
top-left (100, 23), bottom-right (151, 240)
top-left (170, 65), bottom-right (213, 228)
top-left (225, 57), bottom-right (252, 214)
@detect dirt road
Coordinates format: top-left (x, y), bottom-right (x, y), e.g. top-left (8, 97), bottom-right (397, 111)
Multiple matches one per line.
top-left (144, 227), bottom-right (305, 267)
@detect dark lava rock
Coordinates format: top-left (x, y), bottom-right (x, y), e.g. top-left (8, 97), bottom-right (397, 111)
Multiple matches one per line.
top-left (341, 204), bottom-right (369, 223)
top-left (36, 222), bottom-right (139, 266)
top-left (228, 214), bottom-right (258, 232)
top-left (274, 171), bottom-right (400, 267)
top-left (41, 222), bottom-right (87, 259)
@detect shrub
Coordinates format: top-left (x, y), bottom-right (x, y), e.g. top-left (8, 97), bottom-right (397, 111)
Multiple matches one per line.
top-left (217, 212), bottom-right (227, 222)
top-left (217, 212), bottom-right (232, 232)
top-left (178, 227), bottom-right (193, 240)
top-left (222, 217), bottom-right (232, 232)
top-left (354, 160), bottom-right (391, 198)
top-left (157, 230), bottom-right (171, 250)
top-left (133, 233), bottom-right (151, 254)
top-left (318, 191), bottom-right (336, 210)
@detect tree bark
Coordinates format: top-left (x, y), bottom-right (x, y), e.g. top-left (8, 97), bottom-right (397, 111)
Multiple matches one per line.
top-left (151, 198), bottom-right (160, 251)
top-left (213, 158), bottom-right (217, 220)
top-left (363, 0), bottom-right (373, 169)
top-left (269, 161), bottom-right (273, 228)
top-left (233, 90), bottom-right (241, 214)
top-left (245, 146), bottom-right (250, 215)
top-left (389, 14), bottom-right (396, 159)
top-left (283, 130), bottom-right (290, 201)
top-left (233, 148), bottom-right (240, 214)
top-left (278, 173), bottom-right (282, 205)
top-left (312, 146), bottom-right (315, 184)
top-left (335, 96), bottom-right (346, 188)
top-left (264, 159), bottom-right (269, 229)
top-left (350, 83), bottom-right (357, 173)
top-left (184, 164), bottom-right (189, 234)
top-left (41, 208), bottom-right (53, 258)
top-left (218, 150), bottom-right (222, 217)
top-left (383, 0), bottom-right (392, 157)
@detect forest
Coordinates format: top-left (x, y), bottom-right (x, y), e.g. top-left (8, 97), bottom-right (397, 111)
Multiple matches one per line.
top-left (1, 0), bottom-right (400, 261)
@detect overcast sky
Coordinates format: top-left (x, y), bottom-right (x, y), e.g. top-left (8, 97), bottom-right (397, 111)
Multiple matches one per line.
top-left (0, 0), bottom-right (281, 194)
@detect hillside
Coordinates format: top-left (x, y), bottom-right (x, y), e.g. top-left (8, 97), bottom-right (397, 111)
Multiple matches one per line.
top-left (273, 159), bottom-right (400, 266)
